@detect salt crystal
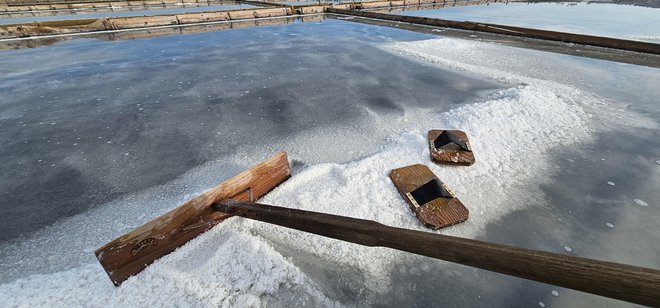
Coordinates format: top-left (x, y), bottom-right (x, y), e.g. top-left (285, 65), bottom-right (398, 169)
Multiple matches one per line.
top-left (564, 246), bottom-right (572, 252)
top-left (606, 181), bottom-right (615, 186)
top-left (633, 199), bottom-right (648, 207)
top-left (551, 290), bottom-right (559, 296)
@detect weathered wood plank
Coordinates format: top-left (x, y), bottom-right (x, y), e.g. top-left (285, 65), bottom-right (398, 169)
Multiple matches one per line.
top-left (176, 11), bottom-right (230, 24)
top-left (390, 164), bottom-right (469, 229)
top-left (428, 129), bottom-right (475, 166)
top-left (95, 152), bottom-right (291, 286)
top-left (105, 15), bottom-right (178, 29)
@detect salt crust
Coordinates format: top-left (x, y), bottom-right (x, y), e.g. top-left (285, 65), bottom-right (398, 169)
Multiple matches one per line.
top-left (2, 37), bottom-right (630, 306)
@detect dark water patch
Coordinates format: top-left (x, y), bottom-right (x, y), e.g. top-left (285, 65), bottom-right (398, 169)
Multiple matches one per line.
top-left (0, 19), bottom-right (502, 243)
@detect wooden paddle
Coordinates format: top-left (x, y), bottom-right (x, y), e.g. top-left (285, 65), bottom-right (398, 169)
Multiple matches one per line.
top-left (95, 152), bottom-right (291, 286)
top-left (215, 200), bottom-right (660, 306)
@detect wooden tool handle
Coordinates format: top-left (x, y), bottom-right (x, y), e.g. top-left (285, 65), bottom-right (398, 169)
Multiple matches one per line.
top-left (216, 200), bottom-right (660, 306)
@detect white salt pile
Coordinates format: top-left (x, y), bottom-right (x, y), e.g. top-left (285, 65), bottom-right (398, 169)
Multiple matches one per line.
top-left (0, 37), bottom-right (633, 306)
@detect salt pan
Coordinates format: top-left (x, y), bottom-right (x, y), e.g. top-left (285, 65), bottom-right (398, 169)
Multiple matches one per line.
top-left (0, 37), bottom-right (630, 307)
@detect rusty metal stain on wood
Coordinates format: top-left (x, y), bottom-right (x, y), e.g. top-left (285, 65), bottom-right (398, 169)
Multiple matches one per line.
top-left (95, 151), bottom-right (291, 286)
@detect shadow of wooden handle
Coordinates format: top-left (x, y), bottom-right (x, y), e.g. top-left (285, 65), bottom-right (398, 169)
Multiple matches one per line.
top-left (216, 200), bottom-right (660, 306)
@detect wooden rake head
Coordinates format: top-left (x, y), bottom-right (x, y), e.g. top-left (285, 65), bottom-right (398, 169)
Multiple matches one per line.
top-left (95, 152), bottom-right (291, 286)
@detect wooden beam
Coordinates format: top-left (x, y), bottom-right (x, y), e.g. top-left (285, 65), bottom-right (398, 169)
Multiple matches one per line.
top-left (95, 152), bottom-right (291, 286)
top-left (326, 8), bottom-right (660, 55)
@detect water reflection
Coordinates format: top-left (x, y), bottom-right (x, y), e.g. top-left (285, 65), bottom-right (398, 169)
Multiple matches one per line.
top-left (0, 18), bottom-right (500, 242)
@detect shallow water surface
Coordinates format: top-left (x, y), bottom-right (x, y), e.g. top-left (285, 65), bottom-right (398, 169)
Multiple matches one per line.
top-left (0, 14), bottom-right (659, 308)
top-left (0, 18), bottom-right (499, 243)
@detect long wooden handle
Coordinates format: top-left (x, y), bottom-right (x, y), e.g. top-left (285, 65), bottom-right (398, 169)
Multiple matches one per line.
top-left (216, 200), bottom-right (660, 306)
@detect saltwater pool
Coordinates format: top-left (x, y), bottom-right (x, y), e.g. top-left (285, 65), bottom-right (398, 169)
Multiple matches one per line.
top-left (0, 13), bottom-right (658, 307)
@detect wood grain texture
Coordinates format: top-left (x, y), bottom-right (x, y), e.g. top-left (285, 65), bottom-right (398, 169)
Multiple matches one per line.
top-left (390, 164), bottom-right (469, 229)
top-left (95, 152), bottom-right (291, 286)
top-left (428, 129), bottom-right (475, 166)
top-left (217, 200), bottom-right (660, 306)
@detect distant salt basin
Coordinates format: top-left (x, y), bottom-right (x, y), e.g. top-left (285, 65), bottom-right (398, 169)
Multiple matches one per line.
top-left (394, 1), bottom-right (660, 43)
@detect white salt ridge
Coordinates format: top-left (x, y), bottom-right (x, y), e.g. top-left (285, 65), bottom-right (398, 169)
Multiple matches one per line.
top-left (0, 224), bottom-right (334, 307)
top-left (625, 35), bottom-right (660, 42)
top-left (606, 181), bottom-right (615, 186)
top-left (606, 223), bottom-right (614, 228)
top-left (633, 199), bottom-right (648, 207)
top-left (551, 290), bottom-right (559, 297)
top-left (383, 37), bottom-right (658, 132)
top-left (0, 38), bottom-right (623, 306)
top-left (564, 246), bottom-right (573, 252)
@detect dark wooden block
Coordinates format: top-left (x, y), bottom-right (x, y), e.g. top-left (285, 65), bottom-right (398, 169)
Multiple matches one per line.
top-left (428, 129), bottom-right (475, 166)
top-left (389, 164), bottom-right (469, 229)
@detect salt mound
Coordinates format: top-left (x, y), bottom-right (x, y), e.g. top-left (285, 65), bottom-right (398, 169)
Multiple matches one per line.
top-left (253, 80), bottom-right (593, 292)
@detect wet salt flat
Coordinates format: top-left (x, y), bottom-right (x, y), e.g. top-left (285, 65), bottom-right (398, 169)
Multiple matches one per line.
top-left (0, 2), bottom-right (258, 25)
top-left (393, 0), bottom-right (660, 42)
top-left (0, 12), bottom-right (659, 308)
